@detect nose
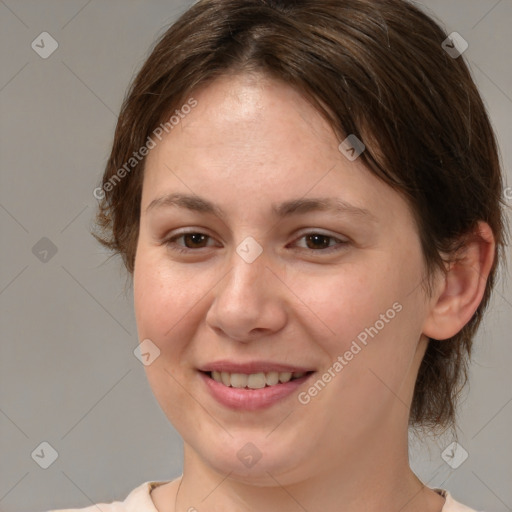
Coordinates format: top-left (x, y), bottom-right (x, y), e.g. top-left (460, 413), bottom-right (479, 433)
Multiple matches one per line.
top-left (205, 244), bottom-right (287, 343)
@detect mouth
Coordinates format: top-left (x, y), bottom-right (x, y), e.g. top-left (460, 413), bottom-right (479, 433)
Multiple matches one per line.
top-left (199, 369), bottom-right (316, 410)
top-left (201, 370), bottom-right (315, 390)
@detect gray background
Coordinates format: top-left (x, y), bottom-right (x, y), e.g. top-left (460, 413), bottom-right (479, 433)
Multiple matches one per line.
top-left (0, 1), bottom-right (511, 511)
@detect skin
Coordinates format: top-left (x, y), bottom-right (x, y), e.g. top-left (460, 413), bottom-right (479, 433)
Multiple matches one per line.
top-left (133, 73), bottom-right (495, 512)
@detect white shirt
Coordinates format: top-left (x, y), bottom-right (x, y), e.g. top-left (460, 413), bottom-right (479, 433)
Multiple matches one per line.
top-left (49, 480), bottom-right (483, 512)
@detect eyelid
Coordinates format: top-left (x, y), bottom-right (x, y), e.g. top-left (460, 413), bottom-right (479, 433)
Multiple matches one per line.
top-left (290, 230), bottom-right (349, 252)
top-left (292, 228), bottom-right (349, 243)
top-left (163, 228), bottom-right (349, 254)
top-left (163, 228), bottom-right (220, 249)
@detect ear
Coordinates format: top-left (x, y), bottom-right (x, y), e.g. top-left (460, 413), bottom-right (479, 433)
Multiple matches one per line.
top-left (422, 221), bottom-right (496, 341)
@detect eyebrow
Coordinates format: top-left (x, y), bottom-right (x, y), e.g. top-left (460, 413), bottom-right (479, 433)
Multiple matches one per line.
top-left (146, 192), bottom-right (376, 222)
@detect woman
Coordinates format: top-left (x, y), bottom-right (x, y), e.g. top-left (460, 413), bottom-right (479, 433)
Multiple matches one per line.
top-left (53, 0), bottom-right (509, 510)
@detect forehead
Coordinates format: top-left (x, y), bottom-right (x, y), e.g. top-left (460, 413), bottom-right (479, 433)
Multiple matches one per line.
top-left (161, 74), bottom-right (337, 157)
top-left (141, 73), bottom-right (414, 232)
top-left (144, 74), bottom-right (342, 185)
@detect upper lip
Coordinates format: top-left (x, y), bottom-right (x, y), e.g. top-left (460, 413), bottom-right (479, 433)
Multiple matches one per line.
top-left (199, 360), bottom-right (315, 374)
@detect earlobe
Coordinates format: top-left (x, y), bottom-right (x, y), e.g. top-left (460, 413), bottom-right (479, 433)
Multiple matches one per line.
top-left (422, 221), bottom-right (496, 341)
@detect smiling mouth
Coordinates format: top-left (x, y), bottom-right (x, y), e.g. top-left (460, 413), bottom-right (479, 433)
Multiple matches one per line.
top-left (202, 370), bottom-right (315, 389)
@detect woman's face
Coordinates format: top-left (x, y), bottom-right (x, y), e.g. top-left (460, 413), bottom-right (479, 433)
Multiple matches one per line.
top-left (134, 73), bottom-right (436, 484)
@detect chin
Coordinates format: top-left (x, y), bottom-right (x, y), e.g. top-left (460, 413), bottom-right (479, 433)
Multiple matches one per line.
top-left (194, 435), bottom-right (309, 485)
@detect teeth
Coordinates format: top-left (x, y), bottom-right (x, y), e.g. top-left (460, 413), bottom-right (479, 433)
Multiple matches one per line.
top-left (230, 373), bottom-right (248, 388)
top-left (279, 371), bottom-right (292, 383)
top-left (209, 370), bottom-right (308, 389)
top-left (265, 371), bottom-right (279, 386)
top-left (247, 373), bottom-right (266, 389)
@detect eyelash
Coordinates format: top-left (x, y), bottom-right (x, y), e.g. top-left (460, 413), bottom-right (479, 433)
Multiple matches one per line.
top-left (163, 230), bottom-right (348, 255)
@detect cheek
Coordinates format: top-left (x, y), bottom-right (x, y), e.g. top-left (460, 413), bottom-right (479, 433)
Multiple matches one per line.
top-left (134, 258), bottom-right (167, 338)
top-left (290, 262), bottom-right (407, 352)
top-left (134, 250), bottom-right (194, 338)
top-left (312, 263), bottom-right (425, 396)
top-left (133, 252), bottom-right (203, 418)
top-left (294, 259), bottom-right (425, 403)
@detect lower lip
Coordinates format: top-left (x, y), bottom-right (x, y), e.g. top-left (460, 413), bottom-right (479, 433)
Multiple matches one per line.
top-left (199, 371), bottom-right (315, 411)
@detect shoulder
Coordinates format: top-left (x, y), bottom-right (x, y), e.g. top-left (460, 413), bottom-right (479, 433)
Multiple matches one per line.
top-left (434, 488), bottom-right (484, 512)
top-left (49, 481), bottom-right (170, 512)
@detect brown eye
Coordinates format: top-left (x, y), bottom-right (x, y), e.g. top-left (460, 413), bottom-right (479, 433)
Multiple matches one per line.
top-left (181, 233), bottom-right (209, 248)
top-left (304, 234), bottom-right (332, 249)
top-left (164, 231), bottom-right (216, 253)
top-left (164, 230), bottom-right (348, 256)
top-left (293, 232), bottom-right (348, 253)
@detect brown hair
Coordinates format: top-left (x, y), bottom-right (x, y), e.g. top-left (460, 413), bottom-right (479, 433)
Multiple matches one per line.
top-left (93, 0), bottom-right (510, 433)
